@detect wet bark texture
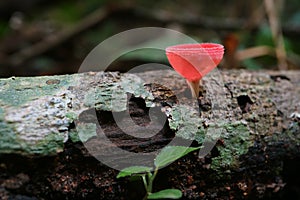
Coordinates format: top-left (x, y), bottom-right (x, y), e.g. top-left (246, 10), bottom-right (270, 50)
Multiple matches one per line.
top-left (0, 70), bottom-right (299, 156)
top-left (0, 70), bottom-right (300, 199)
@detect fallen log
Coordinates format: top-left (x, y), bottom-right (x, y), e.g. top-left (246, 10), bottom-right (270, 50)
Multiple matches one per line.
top-left (0, 70), bottom-right (299, 170)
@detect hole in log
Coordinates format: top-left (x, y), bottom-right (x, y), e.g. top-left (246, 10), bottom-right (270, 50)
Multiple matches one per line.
top-left (77, 96), bottom-right (175, 154)
top-left (270, 75), bottom-right (290, 82)
top-left (128, 95), bottom-right (150, 125)
top-left (237, 95), bottom-right (253, 113)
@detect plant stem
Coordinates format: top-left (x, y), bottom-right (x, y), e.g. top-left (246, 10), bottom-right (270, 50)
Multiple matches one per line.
top-left (143, 192), bottom-right (148, 200)
top-left (142, 175), bottom-right (148, 192)
top-left (147, 167), bottom-right (158, 194)
top-left (142, 168), bottom-right (159, 200)
top-left (142, 174), bottom-right (149, 200)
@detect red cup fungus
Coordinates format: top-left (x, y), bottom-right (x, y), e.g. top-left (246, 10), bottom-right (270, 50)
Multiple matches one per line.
top-left (166, 43), bottom-right (224, 98)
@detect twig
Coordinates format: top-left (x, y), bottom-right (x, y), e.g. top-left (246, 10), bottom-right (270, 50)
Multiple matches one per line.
top-left (264, 0), bottom-right (287, 70)
top-left (134, 7), bottom-right (300, 35)
top-left (235, 46), bottom-right (275, 61)
top-left (135, 8), bottom-right (245, 31)
top-left (6, 5), bottom-right (132, 66)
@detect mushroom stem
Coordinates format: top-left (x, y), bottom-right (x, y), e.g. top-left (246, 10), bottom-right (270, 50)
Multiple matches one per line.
top-left (187, 80), bottom-right (200, 98)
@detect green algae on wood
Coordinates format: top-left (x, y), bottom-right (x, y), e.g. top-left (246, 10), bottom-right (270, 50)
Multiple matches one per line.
top-left (166, 70), bottom-right (299, 171)
top-left (0, 69), bottom-right (299, 175)
top-left (0, 72), bottom-right (154, 155)
top-left (0, 75), bottom-right (76, 155)
top-left (210, 121), bottom-right (252, 170)
top-left (83, 73), bottom-right (154, 112)
top-left (168, 105), bottom-right (253, 170)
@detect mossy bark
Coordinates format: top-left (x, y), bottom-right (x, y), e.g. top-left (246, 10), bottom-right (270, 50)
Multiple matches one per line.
top-left (0, 71), bottom-right (154, 155)
top-left (0, 70), bottom-right (299, 169)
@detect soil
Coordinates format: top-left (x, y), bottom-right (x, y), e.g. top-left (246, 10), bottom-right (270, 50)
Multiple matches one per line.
top-left (1, 96), bottom-right (300, 200)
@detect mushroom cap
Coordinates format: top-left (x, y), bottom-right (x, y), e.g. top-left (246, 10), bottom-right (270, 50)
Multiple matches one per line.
top-left (166, 43), bottom-right (224, 81)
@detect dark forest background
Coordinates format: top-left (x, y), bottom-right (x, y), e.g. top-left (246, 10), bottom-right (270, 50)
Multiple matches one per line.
top-left (0, 0), bottom-right (300, 77)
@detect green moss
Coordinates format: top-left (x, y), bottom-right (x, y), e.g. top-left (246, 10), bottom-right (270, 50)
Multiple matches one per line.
top-left (0, 107), bottom-right (4, 121)
top-left (0, 75), bottom-right (73, 107)
top-left (69, 129), bottom-right (80, 143)
top-left (168, 105), bottom-right (202, 141)
top-left (0, 118), bottom-right (65, 155)
top-left (168, 105), bottom-right (253, 171)
top-left (84, 85), bottom-right (126, 112)
top-left (0, 75), bottom-right (77, 155)
top-left (84, 74), bottom-right (154, 112)
top-left (77, 123), bottom-right (97, 142)
top-left (69, 123), bottom-right (97, 143)
top-left (211, 122), bottom-right (253, 171)
top-left (0, 105), bottom-right (23, 153)
top-left (66, 112), bottom-right (78, 121)
top-left (0, 121), bottom-right (22, 154)
top-left (31, 132), bottom-right (65, 155)
top-left (0, 72), bottom-right (156, 155)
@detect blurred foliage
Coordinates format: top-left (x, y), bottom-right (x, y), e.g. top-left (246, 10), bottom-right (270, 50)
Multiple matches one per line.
top-left (43, 0), bottom-right (109, 25)
top-left (0, 0), bottom-right (300, 77)
top-left (240, 24), bottom-right (294, 70)
top-left (283, 0), bottom-right (300, 23)
top-left (47, 2), bottom-right (82, 24)
top-left (255, 25), bottom-right (292, 52)
top-left (0, 21), bottom-right (8, 37)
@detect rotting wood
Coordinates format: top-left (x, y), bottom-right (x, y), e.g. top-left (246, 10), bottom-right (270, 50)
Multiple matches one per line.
top-left (0, 70), bottom-right (299, 170)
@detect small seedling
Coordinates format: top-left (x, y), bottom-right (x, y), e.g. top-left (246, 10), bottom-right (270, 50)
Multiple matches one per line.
top-left (117, 146), bottom-right (200, 200)
top-left (166, 43), bottom-right (224, 98)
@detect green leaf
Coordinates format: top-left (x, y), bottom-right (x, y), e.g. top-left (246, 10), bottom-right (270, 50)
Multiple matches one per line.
top-left (148, 189), bottom-right (182, 199)
top-left (154, 146), bottom-right (200, 168)
top-left (117, 166), bottom-right (152, 178)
